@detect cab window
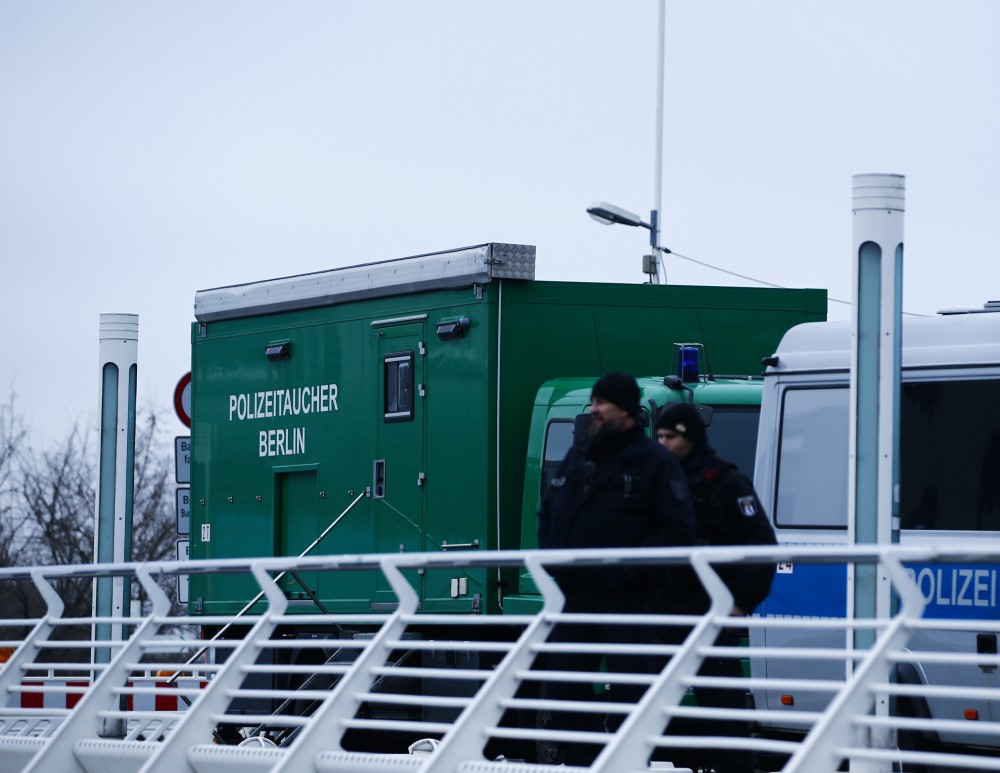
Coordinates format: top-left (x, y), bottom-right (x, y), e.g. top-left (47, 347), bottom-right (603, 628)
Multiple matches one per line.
top-left (540, 420), bottom-right (574, 499)
top-left (774, 386), bottom-right (849, 528)
top-left (709, 405), bottom-right (760, 478)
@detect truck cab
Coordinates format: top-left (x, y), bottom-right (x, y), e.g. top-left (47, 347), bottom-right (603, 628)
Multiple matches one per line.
top-left (505, 359), bottom-right (764, 613)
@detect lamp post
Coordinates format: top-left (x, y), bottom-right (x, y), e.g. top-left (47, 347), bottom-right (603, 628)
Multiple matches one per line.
top-left (587, 201), bottom-right (662, 283)
top-left (587, 0), bottom-right (667, 284)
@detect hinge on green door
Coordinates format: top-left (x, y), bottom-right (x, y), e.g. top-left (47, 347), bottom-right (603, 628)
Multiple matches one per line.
top-left (417, 472), bottom-right (426, 486)
top-left (419, 341), bottom-right (426, 355)
top-left (419, 384), bottom-right (426, 397)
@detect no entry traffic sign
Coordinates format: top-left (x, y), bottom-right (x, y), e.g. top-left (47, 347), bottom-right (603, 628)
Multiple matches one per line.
top-left (174, 372), bottom-right (191, 428)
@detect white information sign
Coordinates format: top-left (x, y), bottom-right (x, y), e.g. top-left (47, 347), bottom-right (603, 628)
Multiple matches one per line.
top-left (175, 436), bottom-right (191, 484)
top-left (176, 488), bottom-right (190, 536)
top-left (176, 539), bottom-right (189, 605)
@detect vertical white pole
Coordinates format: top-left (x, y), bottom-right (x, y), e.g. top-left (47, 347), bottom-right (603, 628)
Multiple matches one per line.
top-left (652, 0), bottom-right (666, 283)
top-left (848, 173), bottom-right (904, 770)
top-left (93, 314), bottom-right (139, 664)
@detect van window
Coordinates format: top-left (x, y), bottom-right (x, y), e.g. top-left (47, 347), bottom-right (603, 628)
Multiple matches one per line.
top-left (710, 406), bottom-right (760, 478)
top-left (900, 379), bottom-right (1000, 531)
top-left (540, 420), bottom-right (574, 499)
top-left (383, 352), bottom-right (414, 422)
top-left (774, 387), bottom-right (849, 528)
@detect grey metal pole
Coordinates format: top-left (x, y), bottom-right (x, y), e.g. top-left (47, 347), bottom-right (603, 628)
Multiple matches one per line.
top-left (93, 314), bottom-right (139, 665)
top-left (849, 173), bottom-right (904, 768)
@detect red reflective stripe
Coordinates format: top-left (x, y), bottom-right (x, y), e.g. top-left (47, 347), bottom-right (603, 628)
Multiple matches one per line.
top-left (155, 682), bottom-right (177, 712)
top-left (128, 681), bottom-right (134, 712)
top-left (21, 681), bottom-right (43, 709)
top-left (66, 681), bottom-right (88, 709)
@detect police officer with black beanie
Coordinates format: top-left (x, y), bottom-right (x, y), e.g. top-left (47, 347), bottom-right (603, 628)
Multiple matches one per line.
top-left (536, 373), bottom-right (695, 766)
top-left (655, 401), bottom-right (776, 773)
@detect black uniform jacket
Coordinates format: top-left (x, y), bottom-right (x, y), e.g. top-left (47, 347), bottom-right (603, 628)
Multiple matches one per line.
top-left (537, 424), bottom-right (695, 599)
top-left (682, 451), bottom-right (777, 615)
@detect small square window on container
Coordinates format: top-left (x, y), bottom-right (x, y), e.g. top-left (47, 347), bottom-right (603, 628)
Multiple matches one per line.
top-left (383, 352), bottom-right (415, 422)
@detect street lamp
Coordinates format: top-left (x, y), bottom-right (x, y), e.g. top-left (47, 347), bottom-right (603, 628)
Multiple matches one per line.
top-left (587, 0), bottom-right (667, 284)
top-left (587, 201), bottom-right (661, 283)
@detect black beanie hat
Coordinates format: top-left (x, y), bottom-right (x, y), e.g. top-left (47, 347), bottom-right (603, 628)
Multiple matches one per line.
top-left (591, 372), bottom-right (641, 417)
top-left (656, 402), bottom-right (707, 446)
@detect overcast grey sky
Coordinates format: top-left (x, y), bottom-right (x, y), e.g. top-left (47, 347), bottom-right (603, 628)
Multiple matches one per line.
top-left (2, 1), bottom-right (997, 444)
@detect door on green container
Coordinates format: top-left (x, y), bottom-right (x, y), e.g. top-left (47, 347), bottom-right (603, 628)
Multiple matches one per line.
top-left (275, 467), bottom-right (320, 602)
top-left (373, 323), bottom-right (425, 608)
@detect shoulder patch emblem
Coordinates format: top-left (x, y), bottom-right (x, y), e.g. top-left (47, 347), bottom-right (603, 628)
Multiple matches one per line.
top-left (737, 495), bottom-right (758, 517)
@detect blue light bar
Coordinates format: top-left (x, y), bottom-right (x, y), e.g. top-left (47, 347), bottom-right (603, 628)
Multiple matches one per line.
top-left (678, 346), bottom-right (700, 383)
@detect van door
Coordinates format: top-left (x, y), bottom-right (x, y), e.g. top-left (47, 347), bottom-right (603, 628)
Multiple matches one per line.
top-left (372, 323), bottom-right (426, 608)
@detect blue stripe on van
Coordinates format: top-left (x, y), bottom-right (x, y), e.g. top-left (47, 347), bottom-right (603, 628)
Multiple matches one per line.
top-left (906, 563), bottom-right (1000, 620)
top-left (760, 563), bottom-right (848, 618)
top-left (759, 561), bottom-right (1000, 621)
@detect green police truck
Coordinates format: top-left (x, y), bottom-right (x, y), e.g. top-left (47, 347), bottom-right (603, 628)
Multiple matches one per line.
top-left (188, 243), bottom-right (825, 617)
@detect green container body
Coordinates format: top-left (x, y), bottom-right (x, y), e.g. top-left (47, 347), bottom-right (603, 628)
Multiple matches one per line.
top-left (190, 276), bottom-right (825, 615)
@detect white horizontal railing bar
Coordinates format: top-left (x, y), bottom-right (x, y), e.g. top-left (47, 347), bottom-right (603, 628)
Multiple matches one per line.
top-left (123, 662), bottom-right (220, 672)
top-left (368, 665), bottom-right (491, 681)
top-left (254, 639), bottom-right (366, 650)
top-left (871, 680), bottom-right (1000, 700)
top-left (502, 696), bottom-right (636, 715)
top-left (13, 665), bottom-right (104, 673)
top-left (688, 675), bottom-right (842, 692)
top-left (224, 688), bottom-right (332, 701)
top-left (836, 746), bottom-right (1000, 771)
top-left (240, 663), bottom-right (350, 675)
top-left (382, 640), bottom-right (514, 653)
top-left (515, 668), bottom-right (657, 686)
top-left (111, 686), bottom-right (203, 697)
top-left (904, 617), bottom-right (1000, 632)
top-left (857, 714), bottom-right (1000, 736)
top-left (151, 615), bottom-right (263, 625)
top-left (96, 710), bottom-right (184, 720)
top-left (4, 541), bottom-right (995, 584)
top-left (267, 614), bottom-right (393, 625)
top-left (358, 692), bottom-right (472, 708)
top-left (732, 616), bottom-right (887, 632)
top-left (651, 734), bottom-right (804, 756)
top-left (209, 713), bottom-right (309, 727)
top-left (398, 614), bottom-right (535, 626)
top-left (890, 650), bottom-right (1000, 666)
top-left (740, 645), bottom-right (866, 660)
top-left (665, 704), bottom-right (826, 725)
top-left (337, 717), bottom-right (457, 734)
top-left (33, 640), bottom-right (126, 649)
top-left (6, 685), bottom-right (93, 694)
top-left (531, 641), bottom-right (681, 657)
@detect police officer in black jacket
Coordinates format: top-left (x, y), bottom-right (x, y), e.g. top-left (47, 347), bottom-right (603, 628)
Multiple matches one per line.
top-left (537, 372), bottom-right (695, 766)
top-left (656, 401), bottom-right (776, 773)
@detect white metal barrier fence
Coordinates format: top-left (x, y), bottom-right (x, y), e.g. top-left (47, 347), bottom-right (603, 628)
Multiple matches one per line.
top-left (1, 545), bottom-right (999, 772)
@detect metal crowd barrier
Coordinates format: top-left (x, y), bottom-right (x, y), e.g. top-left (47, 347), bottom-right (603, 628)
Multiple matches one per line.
top-left (0, 544), bottom-right (999, 772)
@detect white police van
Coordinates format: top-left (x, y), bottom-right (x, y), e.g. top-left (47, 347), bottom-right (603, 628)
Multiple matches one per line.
top-left (751, 302), bottom-right (1000, 753)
